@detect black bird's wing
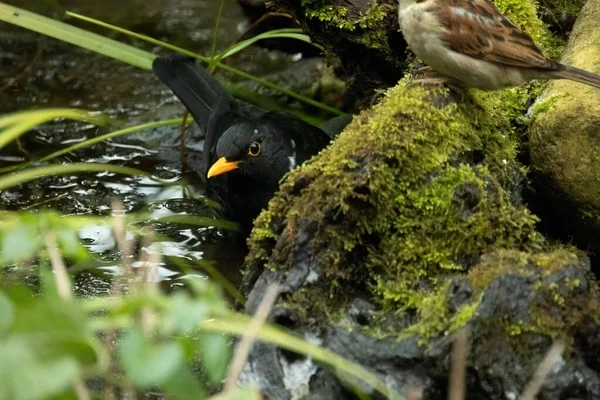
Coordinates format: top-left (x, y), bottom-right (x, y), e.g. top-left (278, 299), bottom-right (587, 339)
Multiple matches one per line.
top-left (152, 56), bottom-right (229, 134)
top-left (261, 112), bottom-right (333, 164)
top-left (318, 113), bottom-right (353, 139)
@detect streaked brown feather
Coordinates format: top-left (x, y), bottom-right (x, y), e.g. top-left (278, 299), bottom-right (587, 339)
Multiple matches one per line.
top-left (434, 0), bottom-right (562, 70)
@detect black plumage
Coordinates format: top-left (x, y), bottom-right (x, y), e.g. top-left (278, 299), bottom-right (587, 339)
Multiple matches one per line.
top-left (152, 56), bottom-right (335, 231)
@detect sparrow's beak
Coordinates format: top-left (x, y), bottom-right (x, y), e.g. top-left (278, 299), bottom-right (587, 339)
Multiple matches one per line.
top-left (207, 157), bottom-right (240, 178)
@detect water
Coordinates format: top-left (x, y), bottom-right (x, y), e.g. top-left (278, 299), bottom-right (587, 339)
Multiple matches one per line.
top-left (0, 0), bottom-right (308, 296)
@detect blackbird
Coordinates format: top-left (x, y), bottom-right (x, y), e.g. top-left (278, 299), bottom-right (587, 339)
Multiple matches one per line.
top-left (152, 56), bottom-right (337, 231)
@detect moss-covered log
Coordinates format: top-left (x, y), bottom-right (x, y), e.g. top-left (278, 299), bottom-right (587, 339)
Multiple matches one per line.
top-left (239, 1), bottom-right (600, 398)
top-left (528, 0), bottom-right (600, 255)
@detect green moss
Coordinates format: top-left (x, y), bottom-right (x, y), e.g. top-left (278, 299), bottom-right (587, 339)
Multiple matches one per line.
top-left (398, 284), bottom-right (483, 344)
top-left (395, 249), bottom-right (591, 346)
top-left (300, 0), bottom-right (395, 55)
top-left (528, 94), bottom-right (565, 120)
top-left (302, 0), bottom-right (391, 31)
top-left (466, 249), bottom-right (581, 294)
top-left (246, 80), bottom-right (543, 332)
top-left (244, 0), bottom-right (599, 344)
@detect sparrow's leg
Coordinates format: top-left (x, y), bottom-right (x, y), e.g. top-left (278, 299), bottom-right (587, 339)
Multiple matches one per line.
top-left (412, 65), bottom-right (434, 76)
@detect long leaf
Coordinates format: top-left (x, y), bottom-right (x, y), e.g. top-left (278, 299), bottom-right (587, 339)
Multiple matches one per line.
top-left (0, 163), bottom-right (168, 191)
top-left (0, 118), bottom-right (189, 174)
top-left (0, 3), bottom-right (155, 70)
top-left (64, 11), bottom-right (344, 116)
top-left (0, 109), bottom-right (111, 150)
top-left (208, 0), bottom-right (226, 72)
top-left (217, 29), bottom-right (323, 61)
top-left (203, 316), bottom-right (402, 400)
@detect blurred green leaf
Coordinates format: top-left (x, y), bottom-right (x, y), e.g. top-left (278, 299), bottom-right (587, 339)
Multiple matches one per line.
top-left (0, 337), bottom-right (79, 400)
top-left (0, 286), bottom-right (100, 400)
top-left (198, 332), bottom-right (231, 385)
top-left (209, 387), bottom-right (261, 400)
top-left (8, 290), bottom-right (98, 365)
top-left (120, 327), bottom-right (184, 388)
top-left (0, 108), bottom-right (110, 150)
top-left (162, 365), bottom-right (206, 400)
top-left (0, 293), bottom-right (14, 335)
top-left (55, 227), bottom-right (89, 262)
top-left (1, 220), bottom-right (42, 263)
top-left (162, 292), bottom-right (209, 335)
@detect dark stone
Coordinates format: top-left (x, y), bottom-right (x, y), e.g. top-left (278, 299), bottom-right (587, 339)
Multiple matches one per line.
top-left (240, 251), bottom-right (600, 399)
top-left (447, 279), bottom-right (472, 313)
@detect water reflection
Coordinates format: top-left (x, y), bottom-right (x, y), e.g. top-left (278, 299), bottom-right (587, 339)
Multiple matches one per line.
top-left (0, 0), bottom-right (306, 296)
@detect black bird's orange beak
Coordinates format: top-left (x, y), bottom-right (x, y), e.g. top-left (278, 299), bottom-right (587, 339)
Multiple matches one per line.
top-left (207, 157), bottom-right (240, 178)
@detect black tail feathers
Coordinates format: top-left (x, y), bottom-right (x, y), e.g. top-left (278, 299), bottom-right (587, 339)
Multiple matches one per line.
top-left (152, 56), bottom-right (229, 133)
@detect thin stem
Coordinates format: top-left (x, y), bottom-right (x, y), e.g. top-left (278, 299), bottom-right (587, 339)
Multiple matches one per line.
top-left (521, 341), bottom-right (565, 400)
top-left (448, 328), bottom-right (469, 400)
top-left (223, 284), bottom-right (280, 394)
top-left (209, 0), bottom-right (227, 72)
top-left (44, 231), bottom-right (71, 300)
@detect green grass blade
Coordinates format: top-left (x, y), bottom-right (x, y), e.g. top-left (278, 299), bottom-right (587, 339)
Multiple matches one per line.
top-left (217, 29), bottom-right (323, 61)
top-left (208, 0), bottom-right (226, 72)
top-left (0, 118), bottom-right (188, 174)
top-left (65, 11), bottom-right (209, 62)
top-left (0, 163), bottom-right (168, 191)
top-left (0, 3), bottom-right (155, 70)
top-left (65, 11), bottom-right (344, 116)
top-left (203, 316), bottom-right (402, 400)
top-left (167, 256), bottom-right (246, 306)
top-left (0, 108), bottom-right (111, 150)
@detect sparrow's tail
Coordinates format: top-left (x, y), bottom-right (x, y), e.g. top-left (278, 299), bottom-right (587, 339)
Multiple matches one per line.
top-left (556, 65), bottom-right (600, 89)
top-left (152, 56), bottom-right (228, 133)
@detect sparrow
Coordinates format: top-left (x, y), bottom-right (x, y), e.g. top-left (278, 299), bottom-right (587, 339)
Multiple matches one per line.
top-left (152, 56), bottom-right (336, 232)
top-left (397, 0), bottom-right (600, 90)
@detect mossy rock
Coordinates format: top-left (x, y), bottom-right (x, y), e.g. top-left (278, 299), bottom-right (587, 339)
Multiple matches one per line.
top-left (245, 78), bottom-right (547, 321)
top-left (528, 0), bottom-right (600, 256)
top-left (270, 0), bottom-right (406, 100)
top-left (243, 0), bottom-right (572, 340)
top-left (243, 248), bottom-right (600, 399)
top-left (239, 1), bottom-right (600, 398)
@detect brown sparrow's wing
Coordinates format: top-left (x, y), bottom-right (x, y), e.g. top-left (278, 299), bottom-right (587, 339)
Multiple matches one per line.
top-left (434, 0), bottom-right (562, 70)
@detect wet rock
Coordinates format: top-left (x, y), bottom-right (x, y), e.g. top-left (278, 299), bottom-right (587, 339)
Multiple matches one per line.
top-left (241, 250), bottom-right (600, 399)
top-left (237, 2), bottom-right (600, 397)
top-left (528, 0), bottom-right (600, 260)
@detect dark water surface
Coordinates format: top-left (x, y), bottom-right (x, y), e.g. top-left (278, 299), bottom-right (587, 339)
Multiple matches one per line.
top-left (0, 0), bottom-right (306, 296)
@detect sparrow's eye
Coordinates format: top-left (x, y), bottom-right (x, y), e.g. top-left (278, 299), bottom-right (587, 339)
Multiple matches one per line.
top-left (248, 142), bottom-right (261, 157)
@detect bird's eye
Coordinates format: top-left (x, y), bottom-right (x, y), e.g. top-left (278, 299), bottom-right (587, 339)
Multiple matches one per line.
top-left (248, 142), bottom-right (261, 157)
